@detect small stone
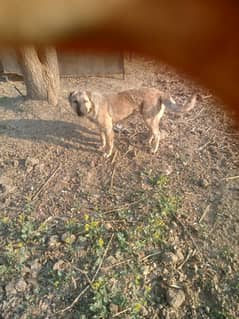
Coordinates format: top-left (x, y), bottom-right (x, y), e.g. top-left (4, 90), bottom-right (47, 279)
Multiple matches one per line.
top-left (206, 306), bottom-right (210, 313)
top-left (61, 232), bottom-right (76, 245)
top-left (166, 289), bottom-right (185, 308)
top-left (105, 222), bottom-right (113, 230)
top-left (143, 265), bottom-right (151, 276)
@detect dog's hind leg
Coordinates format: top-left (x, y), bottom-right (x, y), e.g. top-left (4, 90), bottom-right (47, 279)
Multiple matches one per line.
top-left (149, 133), bottom-right (154, 145)
top-left (150, 102), bottom-right (166, 153)
top-left (150, 122), bottom-right (160, 154)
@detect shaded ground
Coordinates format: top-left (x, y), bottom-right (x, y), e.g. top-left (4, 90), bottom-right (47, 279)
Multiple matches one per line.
top-left (0, 56), bottom-right (238, 319)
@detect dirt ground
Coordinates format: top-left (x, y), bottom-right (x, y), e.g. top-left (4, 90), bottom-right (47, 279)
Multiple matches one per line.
top-left (0, 56), bottom-right (238, 319)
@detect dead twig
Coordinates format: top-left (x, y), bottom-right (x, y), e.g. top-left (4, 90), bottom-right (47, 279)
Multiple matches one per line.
top-left (174, 215), bottom-right (199, 251)
top-left (201, 94), bottom-right (212, 100)
top-left (103, 258), bottom-right (133, 271)
top-left (103, 199), bottom-right (142, 215)
top-left (198, 140), bottom-right (212, 152)
top-left (110, 164), bottom-right (116, 190)
top-left (222, 175), bottom-right (239, 181)
top-left (13, 85), bottom-right (25, 97)
top-left (58, 234), bottom-right (114, 314)
top-left (104, 251), bottom-right (162, 271)
top-left (177, 249), bottom-right (196, 270)
top-left (111, 149), bottom-right (118, 164)
top-left (140, 251), bottom-right (161, 262)
top-left (199, 205), bottom-right (210, 223)
top-left (112, 308), bottom-right (131, 317)
top-left (73, 266), bottom-right (93, 286)
top-left (91, 234), bottom-right (114, 282)
top-left (57, 285), bottom-right (90, 314)
top-left (31, 164), bottom-right (61, 200)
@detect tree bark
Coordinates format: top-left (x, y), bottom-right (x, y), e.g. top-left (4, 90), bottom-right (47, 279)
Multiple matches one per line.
top-left (18, 46), bottom-right (60, 106)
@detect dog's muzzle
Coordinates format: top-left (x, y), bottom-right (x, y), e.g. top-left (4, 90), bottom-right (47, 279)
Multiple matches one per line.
top-left (76, 104), bottom-right (85, 116)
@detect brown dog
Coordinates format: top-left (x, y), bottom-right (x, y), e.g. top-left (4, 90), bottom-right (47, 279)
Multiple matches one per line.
top-left (69, 88), bottom-right (197, 157)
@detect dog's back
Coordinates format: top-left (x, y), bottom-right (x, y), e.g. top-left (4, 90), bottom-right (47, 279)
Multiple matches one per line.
top-left (106, 88), bottom-right (162, 122)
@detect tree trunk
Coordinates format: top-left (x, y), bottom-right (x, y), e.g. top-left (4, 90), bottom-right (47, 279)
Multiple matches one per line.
top-left (18, 46), bottom-right (60, 106)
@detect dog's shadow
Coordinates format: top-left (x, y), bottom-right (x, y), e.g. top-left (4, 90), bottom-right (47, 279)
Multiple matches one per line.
top-left (0, 96), bottom-right (25, 111)
top-left (0, 119), bottom-right (101, 153)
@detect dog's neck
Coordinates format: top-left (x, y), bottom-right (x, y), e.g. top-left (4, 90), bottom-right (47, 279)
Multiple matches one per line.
top-left (85, 96), bottom-right (99, 121)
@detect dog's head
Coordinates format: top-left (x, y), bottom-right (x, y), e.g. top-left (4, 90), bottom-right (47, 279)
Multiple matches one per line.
top-left (68, 91), bottom-right (93, 116)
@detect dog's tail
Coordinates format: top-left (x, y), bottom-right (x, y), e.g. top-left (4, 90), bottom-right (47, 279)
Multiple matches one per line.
top-left (162, 94), bottom-right (197, 113)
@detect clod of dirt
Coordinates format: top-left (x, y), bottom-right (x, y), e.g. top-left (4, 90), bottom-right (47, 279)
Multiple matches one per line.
top-left (13, 159), bottom-right (19, 168)
top-left (29, 259), bottom-right (42, 278)
top-left (15, 278), bottom-right (28, 292)
top-left (175, 248), bottom-right (184, 263)
top-left (141, 305), bottom-right (149, 317)
top-left (5, 281), bottom-right (17, 297)
top-left (109, 303), bottom-right (119, 315)
top-left (0, 286), bottom-right (4, 301)
top-left (0, 177), bottom-right (15, 196)
top-left (48, 235), bottom-right (60, 248)
top-left (162, 252), bottom-right (179, 265)
top-left (24, 157), bottom-right (40, 172)
top-left (53, 259), bottom-right (66, 271)
top-left (159, 163), bottom-right (173, 176)
top-left (61, 232), bottom-right (76, 244)
top-left (166, 288), bottom-right (185, 309)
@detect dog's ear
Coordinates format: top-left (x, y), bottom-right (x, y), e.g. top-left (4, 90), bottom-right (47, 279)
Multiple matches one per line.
top-left (68, 90), bottom-right (80, 103)
top-left (86, 91), bottom-right (97, 109)
top-left (88, 91), bottom-right (105, 106)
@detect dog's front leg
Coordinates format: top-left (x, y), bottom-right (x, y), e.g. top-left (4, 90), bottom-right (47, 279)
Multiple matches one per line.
top-left (99, 131), bottom-right (106, 151)
top-left (103, 127), bottom-right (114, 158)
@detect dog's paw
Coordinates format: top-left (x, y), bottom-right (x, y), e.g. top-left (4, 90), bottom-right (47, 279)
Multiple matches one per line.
top-left (99, 145), bottom-right (106, 152)
top-left (103, 152), bottom-right (112, 159)
top-left (151, 147), bottom-right (158, 154)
